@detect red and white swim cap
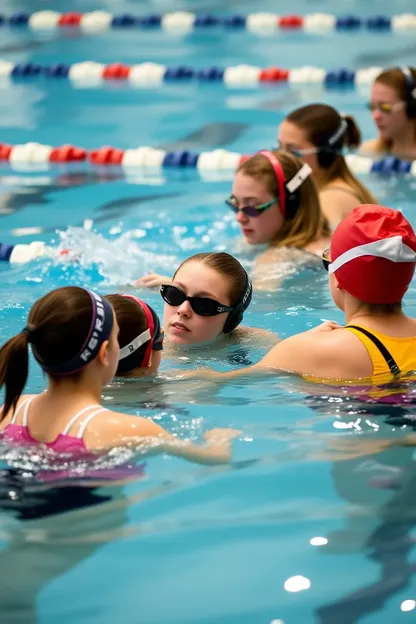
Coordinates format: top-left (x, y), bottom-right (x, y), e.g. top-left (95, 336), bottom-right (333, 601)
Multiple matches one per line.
top-left (330, 205), bottom-right (416, 304)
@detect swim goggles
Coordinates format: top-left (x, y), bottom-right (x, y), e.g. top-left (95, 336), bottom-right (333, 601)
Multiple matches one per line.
top-left (276, 144), bottom-right (319, 158)
top-left (366, 102), bottom-right (404, 114)
top-left (225, 197), bottom-right (277, 217)
top-left (160, 284), bottom-right (234, 316)
top-left (322, 248), bottom-right (331, 271)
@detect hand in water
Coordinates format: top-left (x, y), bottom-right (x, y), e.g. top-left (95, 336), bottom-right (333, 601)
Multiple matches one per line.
top-left (309, 320), bottom-right (344, 333)
top-left (135, 273), bottom-right (172, 288)
top-left (204, 428), bottom-right (242, 443)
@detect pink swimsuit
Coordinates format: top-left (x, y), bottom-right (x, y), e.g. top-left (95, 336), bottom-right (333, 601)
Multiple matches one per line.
top-left (1, 396), bottom-right (106, 454)
top-left (0, 397), bottom-right (145, 481)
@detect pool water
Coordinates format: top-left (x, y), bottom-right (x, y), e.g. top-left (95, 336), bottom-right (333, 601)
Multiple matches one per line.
top-left (0, 0), bottom-right (416, 623)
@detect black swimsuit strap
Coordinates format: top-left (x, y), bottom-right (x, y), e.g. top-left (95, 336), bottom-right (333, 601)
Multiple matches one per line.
top-left (346, 325), bottom-right (401, 377)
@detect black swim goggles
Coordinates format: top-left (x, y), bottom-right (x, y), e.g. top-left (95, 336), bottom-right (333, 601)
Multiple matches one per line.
top-left (160, 284), bottom-right (234, 316)
top-left (322, 248), bottom-right (331, 271)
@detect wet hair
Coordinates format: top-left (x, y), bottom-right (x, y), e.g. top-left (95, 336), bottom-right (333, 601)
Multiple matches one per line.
top-left (0, 287), bottom-right (109, 421)
top-left (372, 66), bottom-right (416, 153)
top-left (285, 104), bottom-right (377, 204)
top-left (105, 294), bottom-right (148, 376)
top-left (238, 150), bottom-right (331, 248)
top-left (362, 302), bottom-right (402, 315)
top-left (173, 252), bottom-right (247, 308)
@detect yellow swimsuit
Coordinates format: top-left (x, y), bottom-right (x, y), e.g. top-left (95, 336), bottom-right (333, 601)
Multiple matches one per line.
top-left (346, 325), bottom-right (416, 376)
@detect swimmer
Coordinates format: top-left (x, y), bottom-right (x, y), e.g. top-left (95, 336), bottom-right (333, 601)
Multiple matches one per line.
top-left (138, 154), bottom-right (331, 292)
top-left (278, 104), bottom-right (377, 227)
top-left (191, 205), bottom-right (416, 382)
top-left (105, 294), bottom-right (164, 376)
top-left (360, 66), bottom-right (416, 161)
top-left (0, 286), bottom-right (238, 464)
top-left (231, 150), bottom-right (331, 287)
top-left (138, 252), bottom-right (276, 352)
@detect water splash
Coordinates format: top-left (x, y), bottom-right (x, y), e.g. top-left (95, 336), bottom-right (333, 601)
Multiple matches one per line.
top-left (49, 226), bottom-right (177, 286)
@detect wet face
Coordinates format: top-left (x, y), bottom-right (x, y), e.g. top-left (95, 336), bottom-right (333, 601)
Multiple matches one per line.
top-left (231, 171), bottom-right (283, 245)
top-left (163, 261), bottom-right (232, 346)
top-left (370, 82), bottom-right (409, 141)
top-left (278, 120), bottom-right (319, 172)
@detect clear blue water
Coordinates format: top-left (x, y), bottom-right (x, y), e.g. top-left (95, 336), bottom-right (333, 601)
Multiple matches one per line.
top-left (0, 1), bottom-right (416, 623)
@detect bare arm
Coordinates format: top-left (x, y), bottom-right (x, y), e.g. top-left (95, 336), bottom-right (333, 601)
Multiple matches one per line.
top-left (135, 273), bottom-right (172, 288)
top-left (176, 321), bottom-right (345, 382)
top-left (84, 413), bottom-right (239, 465)
top-left (359, 139), bottom-right (380, 156)
top-left (230, 325), bottom-right (279, 348)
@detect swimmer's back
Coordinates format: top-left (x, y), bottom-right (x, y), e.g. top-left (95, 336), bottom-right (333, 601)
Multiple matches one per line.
top-left (259, 318), bottom-right (416, 380)
top-left (0, 393), bottom-right (166, 453)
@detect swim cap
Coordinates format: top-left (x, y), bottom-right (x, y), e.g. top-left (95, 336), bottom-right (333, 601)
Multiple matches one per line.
top-left (117, 295), bottom-right (163, 373)
top-left (330, 205), bottom-right (416, 304)
top-left (35, 290), bottom-right (114, 375)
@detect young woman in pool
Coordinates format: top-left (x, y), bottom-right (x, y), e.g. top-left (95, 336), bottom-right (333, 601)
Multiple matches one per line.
top-left (360, 66), bottom-right (416, 161)
top-left (277, 104), bottom-right (377, 227)
top-left (139, 152), bottom-right (331, 291)
top-left (105, 294), bottom-right (164, 376)
top-left (192, 204), bottom-right (416, 382)
top-left (0, 286), bottom-right (237, 464)
top-left (138, 252), bottom-right (273, 352)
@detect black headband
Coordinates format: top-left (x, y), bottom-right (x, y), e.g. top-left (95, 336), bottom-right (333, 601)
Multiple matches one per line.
top-left (33, 290), bottom-right (114, 375)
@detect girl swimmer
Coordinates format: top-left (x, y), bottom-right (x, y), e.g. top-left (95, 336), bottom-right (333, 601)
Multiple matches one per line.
top-left (0, 286), bottom-right (238, 464)
top-left (278, 104), bottom-right (377, 227)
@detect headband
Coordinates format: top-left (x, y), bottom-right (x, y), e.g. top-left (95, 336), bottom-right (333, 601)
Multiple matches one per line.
top-left (118, 295), bottom-right (163, 372)
top-left (34, 290), bottom-right (114, 375)
top-left (259, 150), bottom-right (312, 217)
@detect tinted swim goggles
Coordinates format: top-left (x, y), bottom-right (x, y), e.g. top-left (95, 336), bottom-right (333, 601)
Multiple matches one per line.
top-left (160, 284), bottom-right (234, 316)
top-left (225, 197), bottom-right (276, 218)
top-left (366, 102), bottom-right (403, 114)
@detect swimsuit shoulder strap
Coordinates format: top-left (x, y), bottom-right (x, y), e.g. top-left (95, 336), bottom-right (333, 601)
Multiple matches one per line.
top-left (76, 408), bottom-right (108, 440)
top-left (11, 396), bottom-right (36, 425)
top-left (346, 325), bottom-right (401, 376)
top-left (61, 405), bottom-right (103, 437)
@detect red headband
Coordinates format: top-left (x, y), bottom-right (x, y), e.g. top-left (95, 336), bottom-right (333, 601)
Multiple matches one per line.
top-left (259, 150), bottom-right (287, 217)
top-left (121, 294), bottom-right (155, 367)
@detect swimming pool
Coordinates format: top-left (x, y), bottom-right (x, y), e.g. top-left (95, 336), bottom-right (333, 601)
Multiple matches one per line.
top-left (0, 0), bottom-right (416, 622)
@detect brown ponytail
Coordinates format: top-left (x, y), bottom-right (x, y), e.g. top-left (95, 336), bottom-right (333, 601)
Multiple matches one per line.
top-left (0, 331), bottom-right (30, 420)
top-left (285, 103), bottom-right (377, 203)
top-left (0, 286), bottom-right (106, 420)
top-left (343, 114), bottom-right (361, 149)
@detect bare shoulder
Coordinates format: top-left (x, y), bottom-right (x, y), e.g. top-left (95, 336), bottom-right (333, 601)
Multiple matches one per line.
top-left (260, 327), bottom-right (372, 378)
top-left (0, 394), bottom-right (36, 427)
top-left (232, 325), bottom-right (279, 347)
top-left (319, 187), bottom-right (359, 224)
top-left (84, 410), bottom-right (167, 450)
top-left (359, 139), bottom-right (379, 155)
